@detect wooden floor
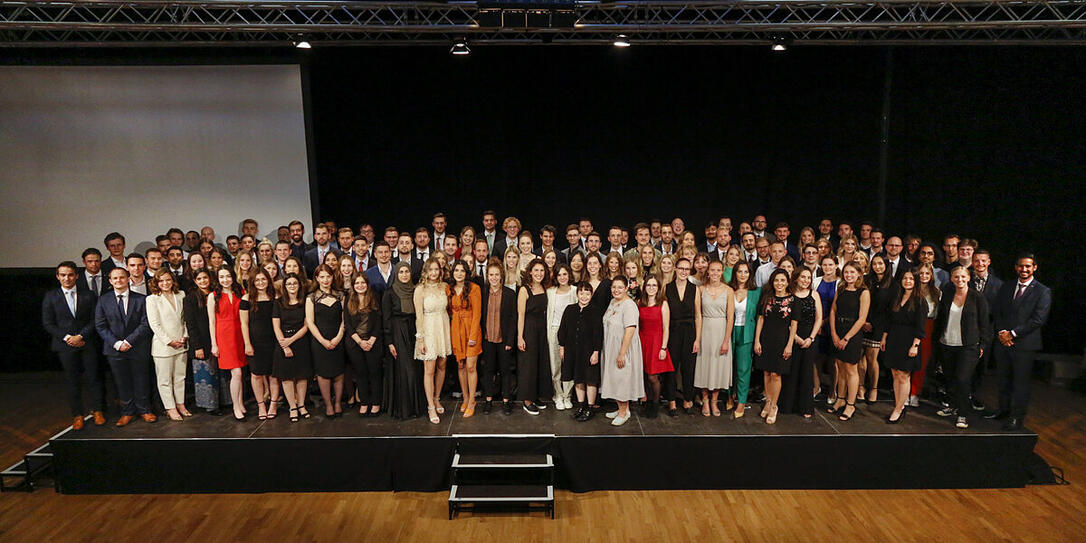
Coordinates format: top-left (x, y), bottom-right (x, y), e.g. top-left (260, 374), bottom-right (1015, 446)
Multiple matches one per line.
top-left (1, 372), bottom-right (1084, 543)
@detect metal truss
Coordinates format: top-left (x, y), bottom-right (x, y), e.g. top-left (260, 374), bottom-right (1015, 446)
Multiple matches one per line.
top-left (1, 1), bottom-right (1084, 46)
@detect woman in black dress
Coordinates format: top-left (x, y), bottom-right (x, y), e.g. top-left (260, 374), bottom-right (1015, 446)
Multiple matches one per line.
top-left (345, 273), bottom-right (383, 416)
top-left (880, 269), bottom-right (927, 423)
top-left (306, 264), bottom-right (346, 418)
top-left (182, 269), bottom-right (220, 415)
top-left (859, 254), bottom-right (893, 404)
top-left (240, 269), bottom-right (279, 419)
top-left (517, 258), bottom-right (552, 414)
top-left (272, 273), bottom-right (312, 421)
top-left (584, 252), bottom-right (612, 312)
top-left (383, 262), bottom-right (427, 420)
top-left (559, 281), bottom-right (604, 422)
top-left (828, 262), bottom-right (870, 422)
top-left (753, 268), bottom-right (798, 425)
top-left (779, 267), bottom-right (822, 419)
top-left (665, 257), bottom-right (701, 416)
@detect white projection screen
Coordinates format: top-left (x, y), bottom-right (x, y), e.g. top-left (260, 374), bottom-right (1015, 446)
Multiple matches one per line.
top-left (0, 64), bottom-right (313, 268)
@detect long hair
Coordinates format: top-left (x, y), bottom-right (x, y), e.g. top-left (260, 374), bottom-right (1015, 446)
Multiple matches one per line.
top-left (311, 264), bottom-right (337, 297)
top-left (758, 268), bottom-right (793, 314)
top-left (233, 251), bottom-right (254, 285)
top-left (604, 251), bottom-right (623, 280)
top-left (658, 253), bottom-right (677, 285)
top-left (867, 253), bottom-right (893, 290)
top-left (584, 252), bottom-right (605, 282)
top-left (891, 269), bottom-right (923, 313)
top-left (283, 256), bottom-right (308, 286)
top-left (448, 260), bottom-right (474, 313)
top-left (838, 261), bottom-right (867, 291)
top-left (192, 269), bottom-right (212, 306)
top-left (347, 273), bottom-right (378, 315)
top-left (278, 273), bottom-right (305, 309)
top-left (520, 258), bottom-right (549, 289)
top-left (914, 263), bottom-right (942, 304)
top-left (569, 251), bottom-right (586, 282)
top-left (246, 269), bottom-right (277, 314)
top-left (728, 261), bottom-right (756, 291)
top-left (212, 266), bottom-right (243, 299)
top-left (502, 246), bottom-right (521, 286)
top-left (551, 262), bottom-right (573, 289)
top-left (148, 267), bottom-right (179, 295)
top-left (639, 274), bottom-right (664, 307)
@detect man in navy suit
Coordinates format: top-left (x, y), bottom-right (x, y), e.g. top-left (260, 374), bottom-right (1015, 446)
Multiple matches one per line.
top-left (95, 267), bottom-right (156, 426)
top-left (365, 241), bottom-right (395, 300)
top-left (99, 232), bottom-right (127, 275)
top-left (303, 223), bottom-right (342, 275)
top-left (77, 248), bottom-right (110, 297)
top-left (43, 261), bottom-right (106, 429)
top-left (964, 248), bottom-right (1004, 411)
top-left (985, 253), bottom-right (1051, 430)
top-left (774, 222), bottom-right (802, 263)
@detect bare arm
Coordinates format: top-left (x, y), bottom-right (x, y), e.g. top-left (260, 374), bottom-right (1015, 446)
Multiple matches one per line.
top-left (659, 301), bottom-right (671, 360)
top-left (843, 290), bottom-right (871, 341)
top-left (240, 294), bottom-right (253, 355)
top-left (721, 288), bottom-right (734, 355)
top-left (207, 293), bottom-right (218, 356)
top-left (517, 287), bottom-right (528, 351)
top-left (692, 285), bottom-right (702, 354)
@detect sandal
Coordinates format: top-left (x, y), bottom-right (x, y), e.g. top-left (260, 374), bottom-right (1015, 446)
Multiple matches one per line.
top-left (428, 406), bottom-right (440, 424)
top-left (827, 400), bottom-right (845, 414)
top-left (866, 388), bottom-right (878, 405)
top-left (267, 403), bottom-right (278, 419)
top-left (838, 402), bottom-right (857, 421)
top-left (298, 406), bottom-right (311, 419)
top-left (289, 407), bottom-right (299, 423)
top-left (434, 399), bottom-right (445, 414)
top-left (766, 405), bottom-right (779, 425)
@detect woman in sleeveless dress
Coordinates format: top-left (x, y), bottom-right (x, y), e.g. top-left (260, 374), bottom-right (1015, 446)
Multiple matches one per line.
top-left (695, 260), bottom-right (735, 417)
top-left (753, 268), bottom-right (798, 424)
top-left (307, 264), bottom-right (346, 418)
top-left (240, 269), bottom-right (279, 420)
top-left (272, 273), bottom-right (313, 421)
top-left (415, 257), bottom-right (452, 423)
top-left (779, 267), bottom-right (821, 419)
top-left (637, 275), bottom-right (673, 419)
top-left (208, 267), bottom-right (247, 421)
top-left (517, 258), bottom-right (553, 414)
top-left (665, 257), bottom-right (701, 416)
top-left (828, 261), bottom-right (870, 422)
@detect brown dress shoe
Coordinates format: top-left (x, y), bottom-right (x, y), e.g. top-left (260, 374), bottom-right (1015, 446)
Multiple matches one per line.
top-left (72, 416), bottom-right (84, 430)
top-left (115, 415), bottom-right (136, 427)
top-left (141, 413), bottom-right (157, 423)
top-left (92, 411), bottom-right (106, 426)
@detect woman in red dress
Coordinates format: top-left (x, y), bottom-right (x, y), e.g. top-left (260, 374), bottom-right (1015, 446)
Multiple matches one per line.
top-left (638, 275), bottom-right (673, 418)
top-left (208, 267), bottom-right (248, 421)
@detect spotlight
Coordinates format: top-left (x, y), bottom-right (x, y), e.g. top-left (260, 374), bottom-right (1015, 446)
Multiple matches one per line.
top-left (771, 36), bottom-right (788, 51)
top-left (613, 34), bottom-right (631, 47)
top-left (292, 34), bottom-right (311, 49)
top-left (450, 37), bottom-right (471, 55)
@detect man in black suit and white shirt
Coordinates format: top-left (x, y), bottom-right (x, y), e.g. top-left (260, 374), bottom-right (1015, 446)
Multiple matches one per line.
top-left (605, 226), bottom-right (626, 255)
top-left (774, 223), bottom-right (802, 263)
top-left (491, 216), bottom-right (521, 259)
top-left (349, 237), bottom-right (374, 272)
top-left (100, 232), bottom-right (127, 274)
top-left (655, 223), bottom-right (678, 255)
top-left (409, 227), bottom-right (432, 282)
top-left (481, 210), bottom-right (499, 256)
top-left (468, 239), bottom-right (491, 288)
top-left (77, 248), bottom-right (110, 297)
top-left (303, 223), bottom-right (341, 275)
top-left (561, 224), bottom-right (585, 261)
top-left (539, 225), bottom-right (567, 264)
top-left (965, 248), bottom-right (1003, 411)
top-left (985, 254), bottom-right (1051, 430)
top-left (288, 220), bottom-right (310, 260)
top-left (365, 241), bottom-right (395, 299)
top-left (430, 212), bottom-right (450, 253)
top-left (883, 236), bottom-right (909, 280)
top-left (43, 261), bottom-right (106, 429)
top-left (126, 253), bottom-right (151, 296)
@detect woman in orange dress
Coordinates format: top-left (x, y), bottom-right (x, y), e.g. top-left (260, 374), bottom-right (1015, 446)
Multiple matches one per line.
top-left (448, 261), bottom-right (483, 416)
top-left (208, 267), bottom-right (248, 421)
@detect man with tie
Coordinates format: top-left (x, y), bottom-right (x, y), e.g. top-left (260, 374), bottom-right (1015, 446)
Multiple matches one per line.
top-left (95, 267), bottom-right (156, 426)
top-left (539, 225), bottom-right (566, 264)
top-left (392, 232), bottom-right (414, 265)
top-left (100, 232), bottom-right (127, 274)
top-left (706, 229), bottom-right (732, 262)
top-left (605, 226), bottom-right (626, 255)
top-left (78, 248), bottom-right (108, 296)
top-left (740, 232), bottom-right (758, 267)
top-left (303, 223), bottom-right (340, 275)
top-left (43, 261), bottom-right (106, 429)
top-left (365, 241), bottom-right (395, 299)
top-left (857, 221), bottom-right (874, 255)
top-left (801, 244), bottom-right (821, 277)
top-left (985, 254), bottom-right (1051, 431)
top-left (752, 236), bottom-right (772, 272)
top-left (430, 212), bottom-right (449, 253)
top-left (562, 224), bottom-right (585, 261)
top-left (334, 227), bottom-right (355, 255)
top-left (751, 215), bottom-right (777, 242)
top-left (966, 249), bottom-right (1003, 412)
top-left (468, 239), bottom-right (491, 288)
top-left (288, 220), bottom-right (310, 260)
top-left (481, 210), bottom-right (499, 255)
top-left (382, 226), bottom-right (400, 253)
top-left (273, 241), bottom-right (292, 275)
top-left (165, 247), bottom-right (186, 282)
top-left (655, 223), bottom-right (677, 255)
top-left (818, 218), bottom-right (835, 243)
top-left (350, 237), bottom-right (374, 272)
top-left (884, 236), bottom-right (908, 280)
top-left (410, 227), bottom-right (432, 282)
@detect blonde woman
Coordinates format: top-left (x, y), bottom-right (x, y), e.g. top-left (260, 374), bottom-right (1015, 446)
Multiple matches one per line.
top-left (659, 253), bottom-right (677, 286)
top-left (415, 257), bottom-right (453, 423)
top-left (503, 247), bottom-right (521, 289)
top-left (836, 235), bottom-right (860, 270)
top-left (637, 244), bottom-right (660, 279)
top-left (233, 251), bottom-right (255, 286)
top-left (256, 240), bottom-right (274, 266)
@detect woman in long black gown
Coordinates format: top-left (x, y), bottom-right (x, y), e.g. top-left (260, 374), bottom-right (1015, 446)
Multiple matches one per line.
top-left (240, 269), bottom-right (279, 419)
top-left (517, 258), bottom-right (552, 414)
top-left (383, 262), bottom-right (426, 419)
top-left (881, 269), bottom-right (927, 423)
top-left (272, 273), bottom-right (312, 421)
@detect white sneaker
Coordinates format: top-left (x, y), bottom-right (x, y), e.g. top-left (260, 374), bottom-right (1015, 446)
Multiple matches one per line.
top-left (554, 398), bottom-right (567, 411)
top-left (908, 395), bottom-right (919, 408)
top-left (955, 416), bottom-right (969, 429)
top-left (611, 414), bottom-right (629, 426)
top-left (563, 397), bottom-right (573, 410)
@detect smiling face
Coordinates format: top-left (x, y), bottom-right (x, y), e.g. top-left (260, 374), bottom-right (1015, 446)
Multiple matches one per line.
top-left (253, 272), bottom-right (268, 293)
top-left (900, 271), bottom-right (916, 291)
top-left (624, 260), bottom-right (639, 279)
top-left (217, 268), bottom-right (232, 289)
top-left (157, 273), bottom-right (174, 292)
top-left (1015, 257), bottom-right (1036, 282)
top-left (353, 275), bottom-right (368, 295)
top-left (950, 267), bottom-right (970, 289)
top-left (452, 264), bottom-right (467, 284)
top-left (555, 267), bottom-right (570, 287)
top-left (796, 268), bottom-right (812, 290)
top-left (529, 262), bottom-right (546, 286)
top-left (194, 271), bottom-right (211, 292)
top-left (772, 272), bottom-right (789, 295)
top-left (339, 257), bottom-right (354, 277)
top-left (316, 269), bottom-right (332, 289)
top-left (284, 276), bottom-right (300, 298)
top-left (610, 278), bottom-right (627, 299)
top-left (56, 265), bottom-right (78, 289)
top-left (487, 266), bottom-right (502, 288)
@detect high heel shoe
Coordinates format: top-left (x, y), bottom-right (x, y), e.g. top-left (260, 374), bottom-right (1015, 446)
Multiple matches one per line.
top-left (733, 404), bottom-right (746, 419)
top-left (886, 409), bottom-right (904, 424)
top-left (289, 407), bottom-right (299, 423)
top-left (298, 406), bottom-right (311, 419)
top-left (838, 402), bottom-right (857, 421)
top-left (428, 406), bottom-right (440, 424)
top-left (827, 400), bottom-right (845, 415)
top-left (766, 405), bottom-right (779, 425)
top-left (434, 399), bottom-right (445, 414)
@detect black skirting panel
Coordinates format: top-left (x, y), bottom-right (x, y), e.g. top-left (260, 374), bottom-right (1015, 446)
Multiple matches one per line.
top-left (50, 432), bottom-right (1036, 494)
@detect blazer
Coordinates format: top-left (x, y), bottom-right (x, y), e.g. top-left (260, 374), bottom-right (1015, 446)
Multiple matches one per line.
top-left (42, 288), bottom-right (98, 352)
top-left (302, 245), bottom-right (343, 275)
top-left (991, 278), bottom-right (1052, 352)
top-left (182, 291), bottom-right (212, 359)
top-left (933, 288), bottom-right (992, 350)
top-left (146, 292), bottom-right (188, 357)
top-left (365, 264), bottom-right (395, 300)
top-left (76, 269), bottom-right (111, 297)
top-left (94, 290), bottom-right (152, 359)
top-left (478, 285), bottom-right (518, 349)
top-left (733, 287), bottom-right (762, 345)
top-left (970, 272), bottom-right (1004, 309)
top-left (491, 236), bottom-right (516, 261)
top-left (348, 250), bottom-right (376, 272)
top-left (654, 240), bottom-right (678, 255)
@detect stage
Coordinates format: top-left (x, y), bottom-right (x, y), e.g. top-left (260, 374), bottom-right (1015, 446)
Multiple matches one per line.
top-left (49, 398), bottom-right (1037, 494)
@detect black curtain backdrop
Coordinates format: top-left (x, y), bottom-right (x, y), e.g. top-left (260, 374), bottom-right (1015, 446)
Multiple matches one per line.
top-left (1, 45), bottom-right (1083, 371)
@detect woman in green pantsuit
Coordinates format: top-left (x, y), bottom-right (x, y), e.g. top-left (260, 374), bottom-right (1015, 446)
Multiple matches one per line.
top-left (729, 261), bottom-right (761, 418)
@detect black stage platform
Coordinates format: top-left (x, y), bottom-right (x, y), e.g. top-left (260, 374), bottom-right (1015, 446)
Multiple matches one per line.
top-left (50, 399), bottom-right (1038, 494)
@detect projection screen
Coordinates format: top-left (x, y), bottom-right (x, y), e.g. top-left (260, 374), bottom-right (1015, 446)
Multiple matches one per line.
top-left (0, 64), bottom-right (313, 268)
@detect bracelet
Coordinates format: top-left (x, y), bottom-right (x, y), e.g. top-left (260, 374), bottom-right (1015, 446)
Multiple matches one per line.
top-left (415, 333), bottom-right (424, 339)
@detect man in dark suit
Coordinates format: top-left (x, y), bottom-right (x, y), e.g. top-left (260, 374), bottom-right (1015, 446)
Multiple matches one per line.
top-left (43, 261), bottom-right (106, 429)
top-left (883, 236), bottom-right (909, 281)
top-left (964, 248), bottom-right (1004, 411)
top-left (539, 225), bottom-right (567, 264)
top-left (95, 267), bottom-right (156, 426)
top-left (429, 212), bottom-right (450, 253)
top-left (561, 224), bottom-right (585, 261)
top-left (774, 223), bottom-right (802, 263)
top-left (391, 232), bottom-right (413, 266)
top-left (985, 253), bottom-right (1051, 430)
top-left (365, 241), bottom-right (395, 300)
top-left (409, 227), bottom-right (433, 282)
top-left (491, 216), bottom-right (521, 259)
top-left (467, 239), bottom-right (491, 289)
top-left (349, 237), bottom-right (374, 273)
top-left (654, 223), bottom-right (678, 255)
top-left (303, 223), bottom-right (341, 275)
top-left (288, 220), bottom-right (310, 260)
top-left (77, 248), bottom-right (110, 297)
top-left (100, 232), bottom-right (127, 274)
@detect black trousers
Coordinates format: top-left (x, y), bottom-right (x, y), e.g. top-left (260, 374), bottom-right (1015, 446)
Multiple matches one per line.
top-left (939, 343), bottom-right (981, 418)
top-left (57, 347), bottom-right (105, 416)
top-left (346, 340), bottom-right (384, 406)
top-left (481, 340), bottom-right (516, 401)
top-left (779, 344), bottom-right (815, 415)
top-left (667, 321), bottom-right (697, 403)
top-left (994, 343), bottom-right (1035, 419)
top-left (108, 355), bottom-right (152, 416)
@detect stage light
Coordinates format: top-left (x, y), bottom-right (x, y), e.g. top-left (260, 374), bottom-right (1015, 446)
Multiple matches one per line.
top-left (293, 35), bottom-right (311, 49)
top-left (771, 37), bottom-right (788, 51)
top-left (450, 38), bottom-right (471, 55)
top-left (613, 34), bottom-right (631, 47)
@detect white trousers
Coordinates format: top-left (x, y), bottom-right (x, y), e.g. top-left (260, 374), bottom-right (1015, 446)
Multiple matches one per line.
top-left (153, 352), bottom-right (187, 409)
top-left (547, 325), bottom-right (572, 402)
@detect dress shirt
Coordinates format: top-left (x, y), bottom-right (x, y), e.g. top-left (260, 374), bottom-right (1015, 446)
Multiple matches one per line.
top-left (416, 248), bottom-right (430, 261)
top-left (61, 287), bottom-right (78, 341)
top-left (886, 256), bottom-right (902, 277)
top-left (86, 272), bottom-right (102, 293)
top-left (754, 261), bottom-right (778, 288)
top-left (113, 291), bottom-right (131, 351)
top-left (129, 279), bottom-right (148, 296)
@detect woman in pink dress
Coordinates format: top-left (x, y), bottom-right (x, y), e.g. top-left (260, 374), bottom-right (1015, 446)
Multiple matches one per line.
top-left (638, 275), bottom-right (673, 419)
top-left (208, 267), bottom-right (248, 421)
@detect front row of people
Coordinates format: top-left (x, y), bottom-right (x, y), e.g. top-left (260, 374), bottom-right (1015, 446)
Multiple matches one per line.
top-left (43, 250), bottom-right (1049, 431)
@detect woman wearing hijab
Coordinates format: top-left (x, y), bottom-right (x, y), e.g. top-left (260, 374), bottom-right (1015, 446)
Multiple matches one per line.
top-left (382, 262), bottom-right (427, 419)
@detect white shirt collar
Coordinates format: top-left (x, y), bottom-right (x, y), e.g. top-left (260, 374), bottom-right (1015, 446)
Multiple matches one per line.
top-left (62, 286), bottom-right (77, 295)
top-left (1017, 277), bottom-right (1034, 288)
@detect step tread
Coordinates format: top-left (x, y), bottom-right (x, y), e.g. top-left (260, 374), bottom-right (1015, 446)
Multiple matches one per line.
top-left (453, 453), bottom-right (553, 468)
top-left (450, 484), bottom-right (553, 502)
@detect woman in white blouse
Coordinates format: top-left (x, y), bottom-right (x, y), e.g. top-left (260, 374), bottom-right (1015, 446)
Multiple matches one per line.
top-left (146, 268), bottom-right (190, 421)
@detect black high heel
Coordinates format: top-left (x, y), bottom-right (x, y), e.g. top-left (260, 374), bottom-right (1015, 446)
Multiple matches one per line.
top-left (838, 402), bottom-right (857, 421)
top-left (289, 407), bottom-right (299, 423)
top-left (886, 409), bottom-right (904, 424)
top-left (298, 406), bottom-right (311, 419)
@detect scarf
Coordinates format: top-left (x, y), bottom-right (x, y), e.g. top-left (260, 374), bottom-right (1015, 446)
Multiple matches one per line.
top-left (391, 262), bottom-right (416, 313)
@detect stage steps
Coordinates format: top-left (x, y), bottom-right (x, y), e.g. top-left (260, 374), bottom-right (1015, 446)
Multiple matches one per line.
top-left (1, 442), bottom-right (55, 492)
top-left (448, 434), bottom-right (555, 519)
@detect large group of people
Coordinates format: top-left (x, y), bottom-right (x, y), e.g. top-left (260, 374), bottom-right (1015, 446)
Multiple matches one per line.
top-left (42, 213), bottom-right (1051, 432)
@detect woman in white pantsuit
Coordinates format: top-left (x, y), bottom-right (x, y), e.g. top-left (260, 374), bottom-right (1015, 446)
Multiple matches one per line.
top-left (146, 268), bottom-right (190, 421)
top-left (546, 264), bottom-right (577, 409)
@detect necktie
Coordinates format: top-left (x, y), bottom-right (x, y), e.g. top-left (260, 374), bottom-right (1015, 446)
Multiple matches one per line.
top-left (65, 290), bottom-right (76, 315)
top-left (1014, 283), bottom-right (1026, 300)
top-left (117, 294), bottom-right (126, 319)
top-left (91, 275), bottom-right (99, 293)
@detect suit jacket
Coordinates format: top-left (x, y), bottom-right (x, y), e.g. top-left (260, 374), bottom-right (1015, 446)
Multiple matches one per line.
top-left (42, 288), bottom-right (98, 352)
top-left (884, 256), bottom-right (909, 281)
top-left (348, 250), bottom-right (376, 272)
top-left (991, 278), bottom-right (1051, 352)
top-left (783, 242), bottom-right (801, 263)
top-left (541, 247), bottom-right (567, 265)
top-left (365, 264), bottom-right (395, 300)
top-left (933, 288), bottom-right (992, 350)
top-left (146, 292), bottom-right (188, 357)
top-left (707, 247), bottom-right (728, 262)
top-left (408, 249), bottom-right (432, 283)
top-left (182, 291), bottom-right (212, 359)
top-left (94, 290), bottom-right (152, 359)
top-left (303, 245), bottom-right (342, 275)
top-left (467, 259), bottom-right (489, 289)
top-left (100, 256), bottom-right (125, 275)
top-left (429, 232), bottom-right (451, 253)
top-left (654, 240), bottom-right (678, 255)
top-left (481, 230), bottom-right (500, 256)
top-left (76, 269), bottom-right (111, 297)
top-left (561, 246), bottom-right (586, 262)
top-left (478, 285), bottom-right (518, 348)
top-left (734, 287), bottom-right (762, 345)
top-left (970, 272), bottom-right (1004, 308)
top-left (491, 236), bottom-right (516, 260)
